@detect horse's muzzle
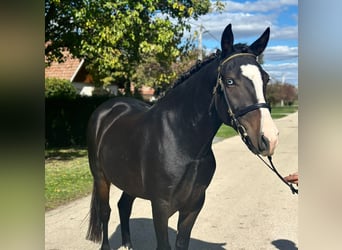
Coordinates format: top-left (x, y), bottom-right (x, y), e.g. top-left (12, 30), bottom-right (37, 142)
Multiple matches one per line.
top-left (258, 133), bottom-right (278, 156)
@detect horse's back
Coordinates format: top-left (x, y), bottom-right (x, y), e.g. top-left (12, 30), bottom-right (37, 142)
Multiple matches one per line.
top-left (87, 97), bottom-right (150, 143)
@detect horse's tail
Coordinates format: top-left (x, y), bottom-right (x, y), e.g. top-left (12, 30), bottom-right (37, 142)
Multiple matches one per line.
top-left (86, 181), bottom-right (102, 242)
top-left (86, 107), bottom-right (112, 243)
top-left (86, 128), bottom-right (104, 242)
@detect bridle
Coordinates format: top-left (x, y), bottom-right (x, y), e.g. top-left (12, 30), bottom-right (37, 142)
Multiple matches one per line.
top-left (211, 52), bottom-right (298, 195)
top-left (213, 53), bottom-right (271, 153)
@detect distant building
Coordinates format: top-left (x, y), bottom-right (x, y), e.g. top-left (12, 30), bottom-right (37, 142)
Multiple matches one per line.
top-left (45, 51), bottom-right (154, 100)
top-left (45, 51), bottom-right (118, 96)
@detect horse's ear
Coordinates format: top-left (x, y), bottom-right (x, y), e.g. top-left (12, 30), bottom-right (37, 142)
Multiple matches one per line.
top-left (249, 27), bottom-right (270, 56)
top-left (221, 24), bottom-right (234, 57)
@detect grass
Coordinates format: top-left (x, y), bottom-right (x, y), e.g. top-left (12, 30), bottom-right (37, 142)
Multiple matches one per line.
top-left (216, 105), bottom-right (298, 138)
top-left (270, 106), bottom-right (298, 119)
top-left (215, 125), bottom-right (238, 138)
top-left (45, 148), bottom-right (92, 210)
top-left (45, 105), bottom-right (298, 210)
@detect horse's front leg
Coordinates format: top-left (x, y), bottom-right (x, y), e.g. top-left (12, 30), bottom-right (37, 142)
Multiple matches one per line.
top-left (151, 200), bottom-right (171, 250)
top-left (175, 193), bottom-right (206, 250)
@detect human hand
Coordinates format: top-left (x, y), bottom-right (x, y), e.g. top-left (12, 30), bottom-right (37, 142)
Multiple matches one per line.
top-left (284, 172), bottom-right (298, 185)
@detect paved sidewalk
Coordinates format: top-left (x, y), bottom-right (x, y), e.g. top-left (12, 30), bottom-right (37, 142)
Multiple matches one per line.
top-left (45, 112), bottom-right (298, 250)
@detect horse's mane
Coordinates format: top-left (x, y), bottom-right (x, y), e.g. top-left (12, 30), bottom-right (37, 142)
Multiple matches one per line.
top-left (170, 43), bottom-right (248, 89)
top-left (170, 50), bottom-right (221, 89)
top-left (160, 44), bottom-right (249, 98)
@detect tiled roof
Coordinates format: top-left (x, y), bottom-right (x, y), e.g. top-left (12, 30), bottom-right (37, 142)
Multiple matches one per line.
top-left (45, 51), bottom-right (83, 81)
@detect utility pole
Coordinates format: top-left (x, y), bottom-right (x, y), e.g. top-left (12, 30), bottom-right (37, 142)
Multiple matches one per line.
top-left (198, 24), bottom-right (203, 61)
top-left (281, 73), bottom-right (286, 107)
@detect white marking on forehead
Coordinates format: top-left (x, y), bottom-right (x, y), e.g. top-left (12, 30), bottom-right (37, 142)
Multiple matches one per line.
top-left (240, 64), bottom-right (265, 103)
top-left (240, 64), bottom-right (279, 156)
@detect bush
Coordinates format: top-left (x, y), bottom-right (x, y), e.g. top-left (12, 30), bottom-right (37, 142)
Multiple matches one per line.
top-left (45, 82), bottom-right (146, 148)
top-left (45, 78), bottom-right (77, 99)
top-left (45, 96), bottom-right (112, 148)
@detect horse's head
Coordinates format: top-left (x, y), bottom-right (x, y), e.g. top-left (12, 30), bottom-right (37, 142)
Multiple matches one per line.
top-left (214, 24), bottom-right (279, 156)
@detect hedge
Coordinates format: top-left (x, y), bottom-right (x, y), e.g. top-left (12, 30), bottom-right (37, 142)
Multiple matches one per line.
top-left (45, 96), bottom-right (114, 148)
top-left (45, 78), bottom-right (77, 99)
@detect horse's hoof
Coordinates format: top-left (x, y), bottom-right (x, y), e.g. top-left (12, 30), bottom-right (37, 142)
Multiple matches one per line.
top-left (100, 245), bottom-right (111, 250)
top-left (118, 246), bottom-right (133, 250)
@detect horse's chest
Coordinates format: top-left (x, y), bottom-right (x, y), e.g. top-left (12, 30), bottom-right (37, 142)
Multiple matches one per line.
top-left (168, 157), bottom-right (216, 208)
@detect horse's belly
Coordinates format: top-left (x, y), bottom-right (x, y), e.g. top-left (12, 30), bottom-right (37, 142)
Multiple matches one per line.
top-left (100, 137), bottom-right (149, 198)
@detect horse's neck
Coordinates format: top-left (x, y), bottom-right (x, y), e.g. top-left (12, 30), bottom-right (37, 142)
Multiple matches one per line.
top-left (153, 60), bottom-right (222, 153)
top-left (181, 62), bottom-right (222, 132)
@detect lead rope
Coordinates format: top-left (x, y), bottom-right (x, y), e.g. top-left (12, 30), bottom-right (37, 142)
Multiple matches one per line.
top-left (256, 155), bottom-right (298, 194)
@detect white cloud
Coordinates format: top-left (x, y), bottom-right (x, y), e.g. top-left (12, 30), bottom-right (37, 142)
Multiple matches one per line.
top-left (221, 0), bottom-right (297, 13)
top-left (270, 26), bottom-right (298, 40)
top-left (192, 12), bottom-right (275, 41)
top-left (190, 14), bottom-right (297, 43)
top-left (263, 46), bottom-right (298, 84)
top-left (185, 0), bottom-right (298, 85)
top-left (263, 63), bottom-right (298, 85)
top-left (264, 45), bottom-right (298, 61)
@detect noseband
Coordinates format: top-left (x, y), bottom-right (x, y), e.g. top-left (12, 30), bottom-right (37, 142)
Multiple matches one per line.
top-left (212, 53), bottom-right (271, 153)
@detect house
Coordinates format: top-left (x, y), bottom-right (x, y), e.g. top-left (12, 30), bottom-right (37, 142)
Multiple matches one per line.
top-left (45, 51), bottom-right (118, 96)
top-left (45, 51), bottom-right (155, 100)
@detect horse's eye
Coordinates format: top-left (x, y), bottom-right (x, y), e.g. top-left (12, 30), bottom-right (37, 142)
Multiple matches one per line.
top-left (226, 79), bottom-right (234, 86)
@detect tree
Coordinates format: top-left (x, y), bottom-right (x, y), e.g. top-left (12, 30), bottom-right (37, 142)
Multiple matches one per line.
top-left (133, 48), bottom-right (200, 95)
top-left (282, 83), bottom-right (298, 105)
top-left (266, 82), bottom-right (298, 106)
top-left (45, 0), bottom-right (215, 90)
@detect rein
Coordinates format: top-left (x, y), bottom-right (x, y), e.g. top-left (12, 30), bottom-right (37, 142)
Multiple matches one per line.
top-left (257, 155), bottom-right (298, 194)
top-left (212, 53), bottom-right (298, 195)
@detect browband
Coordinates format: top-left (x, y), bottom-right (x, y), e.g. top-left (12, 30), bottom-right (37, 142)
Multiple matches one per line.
top-left (220, 53), bottom-right (256, 66)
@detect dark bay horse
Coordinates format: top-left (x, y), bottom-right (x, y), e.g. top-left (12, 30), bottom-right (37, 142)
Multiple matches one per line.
top-left (86, 23), bottom-right (279, 250)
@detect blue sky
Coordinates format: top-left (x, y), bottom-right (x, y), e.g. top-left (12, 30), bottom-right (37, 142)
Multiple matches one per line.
top-left (186, 0), bottom-right (298, 85)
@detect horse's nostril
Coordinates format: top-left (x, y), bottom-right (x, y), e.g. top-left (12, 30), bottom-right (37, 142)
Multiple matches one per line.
top-left (260, 135), bottom-right (270, 152)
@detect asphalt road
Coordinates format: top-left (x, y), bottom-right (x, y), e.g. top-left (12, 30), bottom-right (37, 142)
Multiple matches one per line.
top-left (45, 112), bottom-right (298, 250)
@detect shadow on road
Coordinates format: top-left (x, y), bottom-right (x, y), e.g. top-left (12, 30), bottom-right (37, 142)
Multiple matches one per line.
top-left (108, 218), bottom-right (226, 250)
top-left (271, 239), bottom-right (298, 250)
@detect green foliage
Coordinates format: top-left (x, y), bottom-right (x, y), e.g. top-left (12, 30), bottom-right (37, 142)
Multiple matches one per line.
top-left (45, 0), bottom-right (215, 88)
top-left (133, 55), bottom-right (177, 89)
top-left (45, 78), bottom-right (77, 98)
top-left (171, 49), bottom-right (201, 77)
